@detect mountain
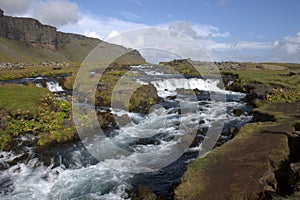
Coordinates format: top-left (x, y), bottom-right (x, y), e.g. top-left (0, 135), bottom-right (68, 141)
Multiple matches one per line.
top-left (0, 9), bottom-right (145, 64)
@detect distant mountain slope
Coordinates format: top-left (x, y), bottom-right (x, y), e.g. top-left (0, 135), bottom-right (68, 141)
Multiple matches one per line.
top-left (0, 8), bottom-right (145, 64)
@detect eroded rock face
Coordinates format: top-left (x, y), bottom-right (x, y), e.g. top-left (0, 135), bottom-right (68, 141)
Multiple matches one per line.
top-left (0, 9), bottom-right (4, 17)
top-left (0, 11), bottom-right (57, 49)
top-left (0, 10), bottom-right (148, 63)
top-left (0, 10), bottom-right (104, 52)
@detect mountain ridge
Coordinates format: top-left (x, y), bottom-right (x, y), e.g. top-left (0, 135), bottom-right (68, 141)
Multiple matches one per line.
top-left (0, 8), bottom-right (145, 64)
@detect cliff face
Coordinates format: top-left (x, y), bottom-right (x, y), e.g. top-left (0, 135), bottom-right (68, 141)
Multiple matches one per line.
top-left (0, 8), bottom-right (100, 51)
top-left (0, 9), bottom-right (146, 64)
top-left (0, 9), bottom-right (58, 50)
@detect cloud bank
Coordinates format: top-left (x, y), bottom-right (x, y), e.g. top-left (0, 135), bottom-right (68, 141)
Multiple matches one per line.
top-left (32, 0), bottom-right (80, 26)
top-left (0, 0), bottom-right (33, 15)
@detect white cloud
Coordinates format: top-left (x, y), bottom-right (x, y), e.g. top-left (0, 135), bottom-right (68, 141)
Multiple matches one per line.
top-left (209, 41), bottom-right (273, 51)
top-left (107, 30), bottom-right (121, 39)
top-left (0, 0), bottom-right (33, 15)
top-left (168, 21), bottom-right (230, 39)
top-left (280, 32), bottom-right (300, 54)
top-left (268, 32), bottom-right (300, 63)
top-left (32, 0), bottom-right (80, 26)
top-left (84, 31), bottom-right (101, 39)
top-left (61, 15), bottom-right (287, 62)
top-left (60, 14), bottom-right (147, 40)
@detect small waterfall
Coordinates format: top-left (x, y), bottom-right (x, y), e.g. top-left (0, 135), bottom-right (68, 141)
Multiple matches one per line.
top-left (151, 78), bottom-right (225, 98)
top-left (46, 81), bottom-right (64, 92)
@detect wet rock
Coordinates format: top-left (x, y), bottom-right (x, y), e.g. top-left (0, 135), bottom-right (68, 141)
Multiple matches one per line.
top-left (294, 122), bottom-right (300, 132)
top-left (245, 83), bottom-right (272, 101)
top-left (251, 111), bottom-right (275, 122)
top-left (129, 84), bottom-right (160, 114)
top-left (291, 162), bottom-right (300, 174)
top-left (134, 137), bottom-right (161, 146)
top-left (9, 152), bottom-right (29, 166)
top-left (97, 111), bottom-right (116, 129)
top-left (114, 114), bottom-right (131, 126)
top-left (233, 109), bottom-right (244, 116)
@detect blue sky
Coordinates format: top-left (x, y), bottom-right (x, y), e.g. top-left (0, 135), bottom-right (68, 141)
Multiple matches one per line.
top-left (0, 0), bottom-right (300, 62)
top-left (72, 0), bottom-right (300, 42)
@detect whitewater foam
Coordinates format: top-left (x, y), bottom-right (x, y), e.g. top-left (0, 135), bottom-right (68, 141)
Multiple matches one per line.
top-left (150, 78), bottom-right (231, 98)
top-left (46, 81), bottom-right (64, 92)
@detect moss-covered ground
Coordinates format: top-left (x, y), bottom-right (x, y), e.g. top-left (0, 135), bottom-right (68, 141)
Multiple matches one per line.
top-left (0, 84), bottom-right (74, 150)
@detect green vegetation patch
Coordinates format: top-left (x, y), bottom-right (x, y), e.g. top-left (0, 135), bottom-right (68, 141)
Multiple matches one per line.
top-left (0, 64), bottom-right (80, 81)
top-left (0, 85), bottom-right (75, 150)
top-left (0, 84), bottom-right (50, 115)
top-left (223, 69), bottom-right (300, 90)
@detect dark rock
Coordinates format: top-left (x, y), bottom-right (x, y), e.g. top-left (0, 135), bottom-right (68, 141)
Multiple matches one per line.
top-left (97, 111), bottom-right (116, 129)
top-left (259, 170), bottom-right (277, 193)
top-left (251, 111), bottom-right (275, 122)
top-left (245, 83), bottom-right (271, 100)
top-left (294, 122), bottom-right (300, 132)
top-left (233, 109), bottom-right (244, 116)
top-left (290, 162), bottom-right (300, 174)
top-left (227, 82), bottom-right (245, 93)
top-left (241, 83), bottom-right (273, 106)
top-left (52, 67), bottom-right (62, 70)
top-left (134, 137), bottom-right (160, 146)
top-left (114, 114), bottom-right (131, 126)
top-left (9, 152), bottom-right (29, 165)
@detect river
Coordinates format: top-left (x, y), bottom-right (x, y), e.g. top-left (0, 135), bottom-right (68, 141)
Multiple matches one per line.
top-left (0, 64), bottom-right (252, 199)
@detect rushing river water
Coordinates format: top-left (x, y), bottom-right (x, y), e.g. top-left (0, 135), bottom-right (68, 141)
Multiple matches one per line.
top-left (0, 65), bottom-right (252, 199)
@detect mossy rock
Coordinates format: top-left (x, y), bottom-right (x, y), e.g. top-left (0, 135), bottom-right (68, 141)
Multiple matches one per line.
top-left (160, 59), bottom-right (202, 77)
top-left (129, 84), bottom-right (159, 113)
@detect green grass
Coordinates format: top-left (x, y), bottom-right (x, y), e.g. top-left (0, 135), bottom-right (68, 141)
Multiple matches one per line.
top-left (0, 35), bottom-right (100, 63)
top-left (222, 69), bottom-right (300, 91)
top-left (0, 88), bottom-right (74, 150)
top-left (0, 84), bottom-right (50, 114)
top-left (0, 64), bottom-right (80, 81)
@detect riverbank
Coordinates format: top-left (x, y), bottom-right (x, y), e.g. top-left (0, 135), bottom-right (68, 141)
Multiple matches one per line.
top-left (175, 64), bottom-right (300, 199)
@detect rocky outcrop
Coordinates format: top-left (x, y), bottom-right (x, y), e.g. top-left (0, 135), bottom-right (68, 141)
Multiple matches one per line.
top-left (0, 9), bottom-right (93, 50)
top-left (0, 9), bottom-right (146, 63)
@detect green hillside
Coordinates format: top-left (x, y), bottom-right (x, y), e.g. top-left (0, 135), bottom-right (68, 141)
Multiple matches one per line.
top-left (0, 35), bottom-right (100, 63)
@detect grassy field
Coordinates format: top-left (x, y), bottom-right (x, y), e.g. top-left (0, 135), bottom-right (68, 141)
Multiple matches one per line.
top-left (224, 69), bottom-right (300, 90)
top-left (0, 64), bottom-right (80, 80)
top-left (0, 35), bottom-right (100, 63)
top-left (0, 84), bottom-right (74, 150)
top-left (0, 84), bottom-right (50, 114)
